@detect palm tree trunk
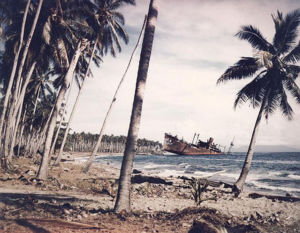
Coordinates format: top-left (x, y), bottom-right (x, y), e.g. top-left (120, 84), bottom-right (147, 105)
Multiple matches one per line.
top-left (1, 0), bottom-right (43, 168)
top-left (0, 0), bottom-right (30, 141)
top-left (114, 0), bottom-right (158, 213)
top-left (25, 86), bottom-right (40, 152)
top-left (37, 41), bottom-right (84, 180)
top-left (55, 37), bottom-right (98, 165)
top-left (8, 62), bottom-right (37, 160)
top-left (3, 0), bottom-right (44, 146)
top-left (233, 95), bottom-right (267, 196)
top-left (31, 104), bottom-right (54, 156)
top-left (83, 16), bottom-right (147, 173)
top-left (17, 109), bottom-right (27, 156)
top-left (13, 0), bottom-right (44, 102)
top-left (49, 76), bottom-right (74, 159)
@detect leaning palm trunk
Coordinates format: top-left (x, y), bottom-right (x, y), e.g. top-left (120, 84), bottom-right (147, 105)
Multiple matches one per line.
top-left (8, 61), bottom-right (37, 160)
top-left (1, 0), bottom-right (43, 165)
top-left (82, 17), bottom-right (147, 173)
top-left (233, 95), bottom-right (268, 196)
top-left (56, 37), bottom-right (98, 165)
top-left (25, 86), bottom-right (40, 152)
top-left (31, 99), bottom-right (57, 157)
top-left (0, 0), bottom-right (30, 151)
top-left (49, 77), bottom-right (74, 159)
top-left (37, 41), bottom-right (84, 180)
top-left (3, 0), bottom-right (44, 145)
top-left (16, 109), bottom-right (27, 156)
top-left (114, 0), bottom-right (158, 213)
top-left (12, 0), bottom-right (44, 103)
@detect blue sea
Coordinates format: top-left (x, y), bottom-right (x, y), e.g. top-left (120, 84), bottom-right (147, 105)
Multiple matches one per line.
top-left (81, 152), bottom-right (300, 197)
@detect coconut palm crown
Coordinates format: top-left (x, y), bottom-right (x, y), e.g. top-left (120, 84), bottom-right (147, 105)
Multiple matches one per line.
top-left (217, 9), bottom-right (300, 195)
top-left (218, 9), bottom-right (300, 119)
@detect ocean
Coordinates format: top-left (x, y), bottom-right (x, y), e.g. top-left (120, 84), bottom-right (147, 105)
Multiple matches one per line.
top-left (85, 152), bottom-right (300, 197)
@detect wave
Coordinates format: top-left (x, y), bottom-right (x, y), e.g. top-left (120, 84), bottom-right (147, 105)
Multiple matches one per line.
top-left (288, 174), bottom-right (300, 180)
top-left (192, 157), bottom-right (300, 165)
top-left (194, 170), bottom-right (227, 178)
top-left (142, 163), bottom-right (174, 170)
top-left (250, 181), bottom-right (300, 193)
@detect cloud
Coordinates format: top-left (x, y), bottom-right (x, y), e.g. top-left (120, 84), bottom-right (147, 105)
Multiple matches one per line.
top-left (68, 0), bottom-right (300, 150)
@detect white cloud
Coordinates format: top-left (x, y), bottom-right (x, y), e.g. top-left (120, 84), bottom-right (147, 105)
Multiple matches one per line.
top-left (67, 0), bottom-right (300, 150)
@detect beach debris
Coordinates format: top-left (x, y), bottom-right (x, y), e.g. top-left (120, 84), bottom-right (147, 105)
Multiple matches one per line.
top-left (188, 219), bottom-right (227, 233)
top-left (25, 169), bottom-right (35, 176)
top-left (132, 175), bottom-right (173, 185)
top-left (117, 209), bottom-right (128, 221)
top-left (63, 167), bottom-right (70, 172)
top-left (23, 218), bottom-right (101, 229)
top-left (60, 153), bottom-right (75, 162)
top-left (133, 169), bottom-right (142, 174)
top-left (249, 192), bottom-right (300, 202)
top-left (285, 192), bottom-right (295, 197)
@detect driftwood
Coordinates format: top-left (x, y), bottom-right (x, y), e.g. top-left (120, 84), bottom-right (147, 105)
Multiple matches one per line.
top-left (248, 193), bottom-right (300, 202)
top-left (178, 176), bottom-right (232, 189)
top-left (131, 175), bottom-right (173, 185)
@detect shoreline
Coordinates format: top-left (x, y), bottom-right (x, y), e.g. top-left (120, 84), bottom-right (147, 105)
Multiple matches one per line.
top-left (1, 154), bottom-right (299, 232)
top-left (70, 151), bottom-right (300, 198)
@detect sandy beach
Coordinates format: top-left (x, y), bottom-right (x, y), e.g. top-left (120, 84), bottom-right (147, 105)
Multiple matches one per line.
top-left (0, 153), bottom-right (299, 232)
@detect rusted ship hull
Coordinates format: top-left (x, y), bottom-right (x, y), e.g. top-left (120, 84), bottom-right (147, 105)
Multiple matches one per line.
top-left (163, 133), bottom-right (223, 155)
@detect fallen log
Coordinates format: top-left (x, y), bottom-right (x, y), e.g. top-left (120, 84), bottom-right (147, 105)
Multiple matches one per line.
top-left (131, 175), bottom-right (173, 185)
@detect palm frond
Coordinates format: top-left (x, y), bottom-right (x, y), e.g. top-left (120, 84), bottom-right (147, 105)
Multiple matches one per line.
top-left (236, 25), bottom-right (273, 52)
top-left (285, 65), bottom-right (300, 80)
top-left (272, 9), bottom-right (300, 55)
top-left (109, 21), bottom-right (122, 52)
top-left (112, 19), bottom-right (129, 43)
top-left (280, 89), bottom-right (293, 120)
top-left (217, 57), bottom-right (260, 84)
top-left (284, 76), bottom-right (300, 103)
top-left (264, 79), bottom-right (282, 119)
top-left (112, 11), bottom-right (125, 25)
top-left (234, 73), bottom-right (268, 109)
top-left (42, 16), bottom-right (51, 45)
top-left (283, 41), bottom-right (300, 63)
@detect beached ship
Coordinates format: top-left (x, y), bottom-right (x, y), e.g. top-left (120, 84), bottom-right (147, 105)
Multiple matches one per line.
top-left (163, 133), bottom-right (223, 155)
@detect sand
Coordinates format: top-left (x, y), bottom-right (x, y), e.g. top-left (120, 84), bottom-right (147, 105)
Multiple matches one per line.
top-left (0, 153), bottom-right (299, 232)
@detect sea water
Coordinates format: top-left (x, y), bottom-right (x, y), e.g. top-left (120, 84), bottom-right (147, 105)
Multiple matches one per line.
top-left (86, 152), bottom-right (300, 197)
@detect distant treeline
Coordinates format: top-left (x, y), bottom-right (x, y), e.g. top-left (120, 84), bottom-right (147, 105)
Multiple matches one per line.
top-left (59, 132), bottom-right (163, 154)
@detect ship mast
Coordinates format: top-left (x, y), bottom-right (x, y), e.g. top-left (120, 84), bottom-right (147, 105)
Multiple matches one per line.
top-left (191, 133), bottom-right (196, 145)
top-left (227, 137), bottom-right (235, 155)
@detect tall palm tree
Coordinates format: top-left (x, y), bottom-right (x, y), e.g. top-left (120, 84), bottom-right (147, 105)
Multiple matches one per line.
top-left (114, 0), bottom-right (158, 213)
top-left (0, 0), bottom-right (31, 146)
top-left (217, 9), bottom-right (300, 196)
top-left (82, 14), bottom-right (146, 172)
top-left (37, 39), bottom-right (87, 179)
top-left (55, 0), bottom-right (136, 166)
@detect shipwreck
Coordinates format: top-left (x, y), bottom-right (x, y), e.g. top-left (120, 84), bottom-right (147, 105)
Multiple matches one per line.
top-left (163, 133), bottom-right (224, 155)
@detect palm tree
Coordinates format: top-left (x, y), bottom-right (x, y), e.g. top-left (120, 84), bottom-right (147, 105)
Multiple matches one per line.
top-left (82, 14), bottom-right (146, 173)
top-left (217, 9), bottom-right (300, 196)
top-left (37, 39), bottom-right (87, 179)
top-left (114, 0), bottom-right (158, 213)
top-left (55, 0), bottom-right (137, 166)
top-left (0, 0), bottom-right (31, 147)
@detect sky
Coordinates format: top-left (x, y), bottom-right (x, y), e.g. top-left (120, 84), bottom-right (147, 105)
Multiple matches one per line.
top-left (67, 0), bottom-right (300, 151)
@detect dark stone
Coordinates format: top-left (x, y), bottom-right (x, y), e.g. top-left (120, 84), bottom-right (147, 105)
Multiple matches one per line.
top-left (133, 169), bottom-right (142, 174)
